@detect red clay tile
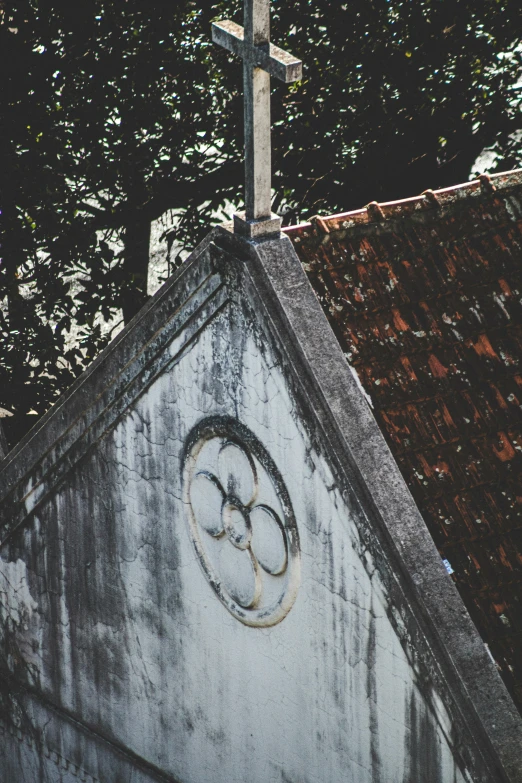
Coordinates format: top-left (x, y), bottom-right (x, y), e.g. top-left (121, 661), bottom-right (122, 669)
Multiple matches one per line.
top-left (287, 169), bottom-right (522, 712)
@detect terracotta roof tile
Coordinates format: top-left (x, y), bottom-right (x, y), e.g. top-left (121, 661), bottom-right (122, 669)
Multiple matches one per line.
top-left (286, 169), bottom-right (522, 709)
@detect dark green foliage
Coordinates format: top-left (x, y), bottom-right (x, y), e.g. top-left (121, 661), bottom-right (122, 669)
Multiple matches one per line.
top-left (1, 0), bottom-right (521, 446)
top-left (269, 0), bottom-right (522, 216)
top-left (1, 0), bottom-right (241, 444)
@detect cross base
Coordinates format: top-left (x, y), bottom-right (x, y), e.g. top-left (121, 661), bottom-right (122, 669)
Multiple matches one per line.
top-left (233, 211), bottom-right (282, 239)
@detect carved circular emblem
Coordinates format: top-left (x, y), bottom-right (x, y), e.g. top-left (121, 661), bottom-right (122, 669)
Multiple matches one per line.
top-left (183, 418), bottom-right (300, 627)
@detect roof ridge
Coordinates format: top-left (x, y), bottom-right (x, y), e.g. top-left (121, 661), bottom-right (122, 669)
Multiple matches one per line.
top-left (283, 168), bottom-right (522, 237)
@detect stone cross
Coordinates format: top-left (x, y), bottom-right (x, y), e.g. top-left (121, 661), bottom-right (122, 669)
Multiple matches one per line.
top-left (212, 0), bottom-right (302, 238)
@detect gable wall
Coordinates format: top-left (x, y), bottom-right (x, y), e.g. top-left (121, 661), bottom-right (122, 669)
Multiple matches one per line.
top-left (0, 232), bottom-right (516, 782)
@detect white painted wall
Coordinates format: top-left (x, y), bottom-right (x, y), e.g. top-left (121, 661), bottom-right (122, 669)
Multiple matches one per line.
top-left (1, 295), bottom-right (472, 782)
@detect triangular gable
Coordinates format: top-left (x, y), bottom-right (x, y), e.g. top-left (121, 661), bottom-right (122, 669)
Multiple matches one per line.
top-left (0, 226), bottom-right (521, 782)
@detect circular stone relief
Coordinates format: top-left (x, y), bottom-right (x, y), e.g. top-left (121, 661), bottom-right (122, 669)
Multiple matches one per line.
top-left (183, 417), bottom-right (300, 627)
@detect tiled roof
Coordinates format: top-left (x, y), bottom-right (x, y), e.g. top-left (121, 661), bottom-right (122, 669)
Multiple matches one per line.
top-left (285, 169), bottom-right (522, 710)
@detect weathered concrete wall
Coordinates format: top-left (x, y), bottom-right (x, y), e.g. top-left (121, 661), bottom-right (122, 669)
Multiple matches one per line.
top-left (0, 232), bottom-right (516, 782)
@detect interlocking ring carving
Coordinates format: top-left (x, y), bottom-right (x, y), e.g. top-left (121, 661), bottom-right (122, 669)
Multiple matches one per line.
top-left (183, 417), bottom-right (300, 627)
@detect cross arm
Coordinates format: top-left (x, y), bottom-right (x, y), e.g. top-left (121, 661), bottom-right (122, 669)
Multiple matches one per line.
top-left (212, 20), bottom-right (302, 84)
top-left (212, 20), bottom-right (246, 60)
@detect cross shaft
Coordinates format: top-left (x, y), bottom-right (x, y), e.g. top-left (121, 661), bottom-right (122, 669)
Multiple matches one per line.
top-left (212, 0), bottom-right (302, 237)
